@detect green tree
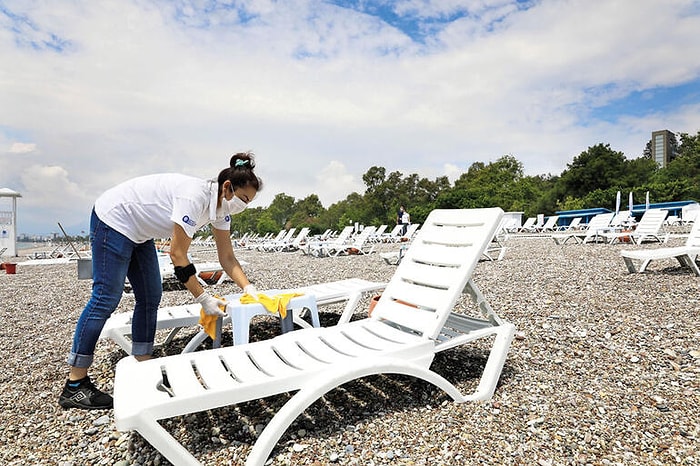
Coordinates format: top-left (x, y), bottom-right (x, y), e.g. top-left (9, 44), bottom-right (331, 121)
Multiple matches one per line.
top-left (621, 155), bottom-right (657, 188)
top-left (518, 174), bottom-right (557, 216)
top-left (435, 155), bottom-right (547, 217)
top-left (360, 167), bottom-right (450, 227)
top-left (266, 193), bottom-right (295, 229)
top-left (288, 194), bottom-right (325, 233)
top-left (557, 144), bottom-right (627, 198)
top-left (655, 131), bottom-right (700, 184)
top-left (255, 211), bottom-right (279, 235)
top-left (361, 166), bottom-right (392, 225)
top-left (229, 207), bottom-right (263, 237)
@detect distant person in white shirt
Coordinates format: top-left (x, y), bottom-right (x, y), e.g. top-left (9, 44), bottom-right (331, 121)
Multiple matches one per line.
top-left (397, 205), bottom-right (410, 236)
top-left (59, 152), bottom-right (262, 410)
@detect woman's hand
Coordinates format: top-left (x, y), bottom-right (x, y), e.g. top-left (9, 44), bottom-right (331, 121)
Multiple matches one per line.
top-left (195, 292), bottom-right (227, 316)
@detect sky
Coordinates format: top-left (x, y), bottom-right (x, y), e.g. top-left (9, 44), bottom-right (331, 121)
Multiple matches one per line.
top-left (1, 0), bottom-right (700, 236)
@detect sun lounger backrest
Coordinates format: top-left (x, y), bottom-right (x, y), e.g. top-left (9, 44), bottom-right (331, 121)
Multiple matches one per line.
top-left (351, 226), bottom-right (375, 246)
top-left (540, 215), bottom-right (559, 231)
top-left (372, 208), bottom-right (503, 340)
top-left (685, 219), bottom-right (700, 248)
top-left (633, 209), bottom-right (667, 237)
top-left (586, 212), bottom-right (614, 232)
top-left (291, 227), bottom-right (310, 248)
top-left (610, 210), bottom-right (631, 227)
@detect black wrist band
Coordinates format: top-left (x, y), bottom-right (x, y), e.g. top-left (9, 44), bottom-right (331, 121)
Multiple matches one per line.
top-left (174, 263), bottom-right (197, 283)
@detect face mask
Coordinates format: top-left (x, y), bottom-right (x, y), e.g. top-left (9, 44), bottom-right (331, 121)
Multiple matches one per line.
top-left (224, 195), bottom-right (247, 215)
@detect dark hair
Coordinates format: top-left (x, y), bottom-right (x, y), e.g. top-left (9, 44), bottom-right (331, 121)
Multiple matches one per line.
top-left (217, 151), bottom-right (263, 194)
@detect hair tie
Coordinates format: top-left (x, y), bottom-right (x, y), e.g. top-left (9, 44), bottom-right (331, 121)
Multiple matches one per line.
top-left (234, 159), bottom-right (249, 167)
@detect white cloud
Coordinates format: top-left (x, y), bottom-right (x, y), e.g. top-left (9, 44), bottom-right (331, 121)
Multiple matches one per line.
top-left (17, 165), bottom-right (94, 231)
top-left (316, 160), bottom-right (364, 202)
top-left (8, 142), bottom-right (36, 154)
top-left (442, 163), bottom-right (462, 182)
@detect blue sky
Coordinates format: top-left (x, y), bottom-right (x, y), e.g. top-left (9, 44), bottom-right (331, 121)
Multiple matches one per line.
top-left (1, 0), bottom-right (700, 236)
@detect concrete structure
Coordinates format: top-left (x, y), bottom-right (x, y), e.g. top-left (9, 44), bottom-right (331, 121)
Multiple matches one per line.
top-left (0, 188), bottom-right (21, 257)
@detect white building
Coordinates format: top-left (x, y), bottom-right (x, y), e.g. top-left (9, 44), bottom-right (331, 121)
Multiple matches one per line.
top-left (0, 188), bottom-right (22, 257)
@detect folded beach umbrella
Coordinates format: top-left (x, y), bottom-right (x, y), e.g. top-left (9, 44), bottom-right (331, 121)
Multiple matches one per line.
top-left (629, 191), bottom-right (634, 213)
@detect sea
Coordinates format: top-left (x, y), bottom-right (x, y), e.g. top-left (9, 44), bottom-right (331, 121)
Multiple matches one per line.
top-left (17, 241), bottom-right (48, 251)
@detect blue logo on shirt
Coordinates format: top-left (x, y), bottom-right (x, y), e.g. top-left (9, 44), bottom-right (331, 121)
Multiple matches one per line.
top-left (182, 215), bottom-right (196, 227)
top-left (225, 215), bottom-right (230, 222)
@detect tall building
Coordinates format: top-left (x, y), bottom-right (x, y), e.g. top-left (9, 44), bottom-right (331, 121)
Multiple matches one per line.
top-left (651, 129), bottom-right (675, 168)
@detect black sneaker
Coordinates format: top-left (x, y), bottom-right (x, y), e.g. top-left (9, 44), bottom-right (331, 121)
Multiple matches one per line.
top-left (59, 377), bottom-right (113, 410)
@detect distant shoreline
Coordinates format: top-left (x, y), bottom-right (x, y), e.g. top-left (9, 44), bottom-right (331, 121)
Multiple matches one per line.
top-left (17, 241), bottom-right (46, 250)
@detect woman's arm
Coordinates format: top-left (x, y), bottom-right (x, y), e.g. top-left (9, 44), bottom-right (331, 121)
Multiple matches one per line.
top-left (212, 227), bottom-right (251, 291)
top-left (169, 223), bottom-right (205, 298)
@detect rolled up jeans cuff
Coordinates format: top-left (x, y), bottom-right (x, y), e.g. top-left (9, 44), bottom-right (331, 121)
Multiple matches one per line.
top-left (131, 341), bottom-right (154, 357)
top-left (67, 352), bottom-right (94, 369)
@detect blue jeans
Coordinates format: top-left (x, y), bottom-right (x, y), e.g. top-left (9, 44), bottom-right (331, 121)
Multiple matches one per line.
top-left (67, 209), bottom-right (163, 367)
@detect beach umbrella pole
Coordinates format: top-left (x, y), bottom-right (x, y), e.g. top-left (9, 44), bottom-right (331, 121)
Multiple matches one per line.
top-left (57, 222), bottom-right (82, 259)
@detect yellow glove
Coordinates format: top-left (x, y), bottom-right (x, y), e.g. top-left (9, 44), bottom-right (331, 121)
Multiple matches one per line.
top-left (198, 294), bottom-right (227, 340)
top-left (239, 292), bottom-right (304, 319)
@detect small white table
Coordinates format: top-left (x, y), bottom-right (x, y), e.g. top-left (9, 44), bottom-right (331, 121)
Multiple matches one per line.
top-left (182, 291), bottom-right (319, 352)
top-left (226, 291), bottom-right (319, 346)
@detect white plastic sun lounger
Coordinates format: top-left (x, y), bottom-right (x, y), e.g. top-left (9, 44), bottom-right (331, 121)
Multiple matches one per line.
top-left (551, 212), bottom-right (614, 244)
top-left (603, 209), bottom-right (669, 244)
top-left (113, 208), bottom-right (515, 466)
top-left (101, 278), bottom-right (386, 354)
top-left (620, 218), bottom-right (700, 275)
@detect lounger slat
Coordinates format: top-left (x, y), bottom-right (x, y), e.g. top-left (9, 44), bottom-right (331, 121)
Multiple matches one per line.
top-left (160, 359), bottom-right (208, 396)
top-left (242, 345), bottom-right (309, 378)
top-left (158, 305), bottom-right (202, 329)
top-left (335, 324), bottom-right (414, 351)
top-left (217, 347), bottom-right (278, 383)
top-left (189, 353), bottom-right (239, 390)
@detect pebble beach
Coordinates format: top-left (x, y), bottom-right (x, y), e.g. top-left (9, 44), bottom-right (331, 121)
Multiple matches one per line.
top-left (0, 234), bottom-right (698, 465)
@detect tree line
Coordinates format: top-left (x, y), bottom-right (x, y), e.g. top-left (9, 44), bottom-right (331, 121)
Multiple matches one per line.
top-left (226, 130), bottom-right (700, 237)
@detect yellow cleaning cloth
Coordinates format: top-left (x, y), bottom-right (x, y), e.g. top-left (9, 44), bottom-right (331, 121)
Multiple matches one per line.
top-left (239, 292), bottom-right (304, 319)
top-left (198, 295), bottom-right (227, 340)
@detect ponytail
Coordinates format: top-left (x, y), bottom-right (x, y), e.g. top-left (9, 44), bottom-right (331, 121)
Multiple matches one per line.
top-left (217, 151), bottom-right (263, 193)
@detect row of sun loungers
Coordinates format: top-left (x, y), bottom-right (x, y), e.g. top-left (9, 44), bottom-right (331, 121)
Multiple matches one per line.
top-left (551, 209), bottom-right (670, 245)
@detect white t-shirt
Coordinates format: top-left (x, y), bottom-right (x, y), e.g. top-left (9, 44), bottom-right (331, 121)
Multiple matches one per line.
top-left (94, 173), bottom-right (231, 243)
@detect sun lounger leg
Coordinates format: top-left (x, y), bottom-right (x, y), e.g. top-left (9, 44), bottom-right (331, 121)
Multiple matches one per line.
top-left (638, 259), bottom-right (652, 273)
top-left (109, 332), bottom-right (133, 354)
top-left (132, 416), bottom-right (201, 466)
top-left (464, 323), bottom-right (516, 401)
top-left (337, 292), bottom-right (363, 324)
top-left (678, 255), bottom-right (700, 276)
top-left (246, 359), bottom-right (466, 466)
top-left (497, 247), bottom-right (506, 261)
top-left (622, 256), bottom-right (638, 273)
top-left (162, 327), bottom-right (184, 346)
top-left (181, 330), bottom-right (209, 353)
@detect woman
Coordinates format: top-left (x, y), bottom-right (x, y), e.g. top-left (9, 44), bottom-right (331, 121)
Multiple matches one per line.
top-left (59, 152), bottom-right (262, 410)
